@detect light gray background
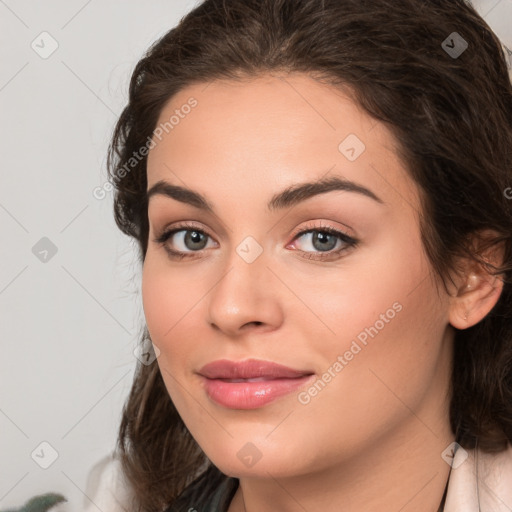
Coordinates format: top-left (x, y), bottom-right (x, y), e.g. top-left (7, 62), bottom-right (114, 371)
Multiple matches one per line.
top-left (0, 0), bottom-right (511, 510)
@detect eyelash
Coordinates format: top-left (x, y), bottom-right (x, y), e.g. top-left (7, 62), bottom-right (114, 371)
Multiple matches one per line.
top-left (152, 221), bottom-right (358, 262)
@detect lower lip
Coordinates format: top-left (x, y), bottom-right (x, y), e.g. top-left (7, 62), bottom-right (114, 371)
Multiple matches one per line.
top-left (200, 375), bottom-right (315, 409)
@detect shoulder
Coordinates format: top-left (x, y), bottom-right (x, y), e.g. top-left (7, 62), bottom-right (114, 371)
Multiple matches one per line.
top-left (83, 453), bottom-right (134, 512)
top-left (82, 453), bottom-right (238, 512)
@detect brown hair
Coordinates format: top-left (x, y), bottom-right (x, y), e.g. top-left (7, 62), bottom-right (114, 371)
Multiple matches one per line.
top-left (107, 0), bottom-right (512, 510)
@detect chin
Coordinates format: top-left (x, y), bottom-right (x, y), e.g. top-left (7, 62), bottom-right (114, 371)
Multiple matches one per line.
top-left (201, 439), bottom-right (309, 479)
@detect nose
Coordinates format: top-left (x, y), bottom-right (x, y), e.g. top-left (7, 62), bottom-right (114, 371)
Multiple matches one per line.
top-left (207, 246), bottom-right (284, 337)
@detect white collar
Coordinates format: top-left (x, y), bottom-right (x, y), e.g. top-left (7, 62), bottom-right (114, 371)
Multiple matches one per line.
top-left (444, 442), bottom-right (512, 511)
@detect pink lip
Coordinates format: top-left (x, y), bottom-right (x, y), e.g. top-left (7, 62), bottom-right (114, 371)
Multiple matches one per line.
top-left (197, 359), bottom-right (315, 409)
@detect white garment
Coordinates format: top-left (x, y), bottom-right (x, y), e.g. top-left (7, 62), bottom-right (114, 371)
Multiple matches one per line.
top-left (83, 444), bottom-right (512, 511)
top-left (83, 454), bottom-right (134, 512)
top-left (444, 443), bottom-right (512, 511)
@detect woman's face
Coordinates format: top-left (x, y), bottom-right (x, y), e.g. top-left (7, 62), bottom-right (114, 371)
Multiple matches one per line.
top-left (142, 72), bottom-right (454, 478)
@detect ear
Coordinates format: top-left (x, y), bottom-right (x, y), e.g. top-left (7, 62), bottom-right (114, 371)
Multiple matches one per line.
top-left (448, 231), bottom-right (506, 330)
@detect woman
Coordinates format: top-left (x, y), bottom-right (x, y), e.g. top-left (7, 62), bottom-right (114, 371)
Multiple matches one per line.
top-left (89, 0), bottom-right (512, 510)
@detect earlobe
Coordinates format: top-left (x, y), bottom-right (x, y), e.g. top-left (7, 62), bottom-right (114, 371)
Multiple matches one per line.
top-left (448, 270), bottom-right (504, 330)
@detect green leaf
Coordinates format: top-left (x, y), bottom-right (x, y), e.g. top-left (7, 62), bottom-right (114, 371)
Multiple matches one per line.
top-left (14, 493), bottom-right (67, 512)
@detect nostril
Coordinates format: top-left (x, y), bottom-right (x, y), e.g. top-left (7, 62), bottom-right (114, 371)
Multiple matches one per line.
top-left (244, 321), bottom-right (263, 328)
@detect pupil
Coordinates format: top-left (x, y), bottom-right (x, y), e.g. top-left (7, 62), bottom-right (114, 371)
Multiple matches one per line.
top-left (313, 231), bottom-right (337, 251)
top-left (185, 230), bottom-right (207, 250)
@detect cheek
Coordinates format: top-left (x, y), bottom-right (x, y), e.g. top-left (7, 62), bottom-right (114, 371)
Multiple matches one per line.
top-left (141, 254), bottom-right (198, 357)
top-left (141, 256), bottom-right (200, 411)
top-left (300, 227), bottom-right (432, 352)
top-left (298, 244), bottom-right (446, 418)
top-left (299, 230), bottom-right (446, 407)
top-left (141, 259), bottom-right (170, 342)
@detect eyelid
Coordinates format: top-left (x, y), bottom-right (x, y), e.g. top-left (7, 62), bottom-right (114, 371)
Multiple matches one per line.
top-left (154, 220), bottom-right (352, 243)
top-left (153, 221), bottom-right (217, 245)
top-left (288, 220), bottom-right (355, 240)
top-left (148, 205), bottom-right (229, 240)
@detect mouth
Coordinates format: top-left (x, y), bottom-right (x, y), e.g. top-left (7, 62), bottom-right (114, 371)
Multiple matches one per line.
top-left (198, 358), bottom-right (313, 380)
top-left (197, 359), bottom-right (315, 409)
top-left (219, 377), bottom-right (284, 383)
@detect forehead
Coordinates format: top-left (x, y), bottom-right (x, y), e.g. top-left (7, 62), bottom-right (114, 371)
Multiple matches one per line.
top-left (146, 72), bottom-right (419, 213)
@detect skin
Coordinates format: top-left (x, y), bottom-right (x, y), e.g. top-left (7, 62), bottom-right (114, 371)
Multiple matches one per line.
top-left (142, 72), bottom-right (503, 512)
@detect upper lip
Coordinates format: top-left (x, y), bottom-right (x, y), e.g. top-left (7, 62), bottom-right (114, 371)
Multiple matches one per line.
top-left (198, 358), bottom-right (314, 379)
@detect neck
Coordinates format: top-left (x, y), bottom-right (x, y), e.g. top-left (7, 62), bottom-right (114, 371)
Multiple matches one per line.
top-left (228, 420), bottom-right (454, 512)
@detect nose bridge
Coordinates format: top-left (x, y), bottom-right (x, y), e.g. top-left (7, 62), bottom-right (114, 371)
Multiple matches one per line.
top-left (211, 235), bottom-right (269, 309)
top-left (206, 234), bottom-right (283, 334)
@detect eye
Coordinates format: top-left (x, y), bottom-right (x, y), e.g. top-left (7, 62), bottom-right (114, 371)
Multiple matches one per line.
top-left (288, 225), bottom-right (358, 260)
top-left (294, 230), bottom-right (341, 252)
top-left (153, 222), bottom-right (358, 262)
top-left (172, 230), bottom-right (211, 251)
top-left (153, 223), bottom-right (217, 259)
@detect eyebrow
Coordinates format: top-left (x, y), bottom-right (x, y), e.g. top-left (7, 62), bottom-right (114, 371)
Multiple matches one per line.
top-left (146, 175), bottom-right (384, 212)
